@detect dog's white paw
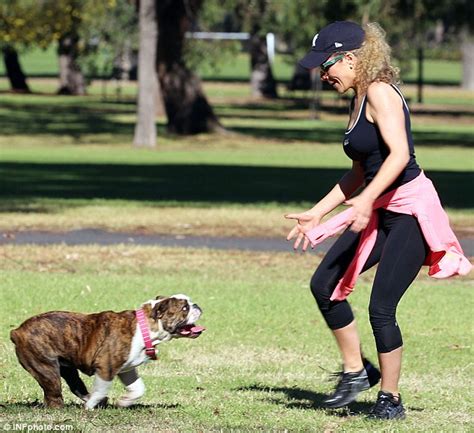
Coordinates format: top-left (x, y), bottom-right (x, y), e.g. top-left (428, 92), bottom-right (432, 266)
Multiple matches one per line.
top-left (116, 395), bottom-right (142, 408)
top-left (84, 397), bottom-right (108, 410)
top-left (117, 377), bottom-right (145, 408)
top-left (78, 393), bottom-right (90, 402)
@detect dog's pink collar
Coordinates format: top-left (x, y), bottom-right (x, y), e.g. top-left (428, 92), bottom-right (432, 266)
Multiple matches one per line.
top-left (135, 308), bottom-right (157, 360)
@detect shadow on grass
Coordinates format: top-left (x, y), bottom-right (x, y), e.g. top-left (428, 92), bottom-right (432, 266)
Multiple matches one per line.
top-left (0, 102), bottom-right (135, 138)
top-left (214, 100), bottom-right (313, 112)
top-left (119, 402), bottom-right (180, 410)
top-left (1, 99), bottom-right (473, 147)
top-left (237, 384), bottom-right (374, 415)
top-left (230, 125), bottom-right (474, 147)
top-left (2, 401), bottom-right (82, 410)
top-left (1, 401), bottom-right (180, 411)
top-left (216, 107), bottom-right (474, 123)
top-left (213, 101), bottom-right (474, 147)
top-left (1, 163), bottom-right (472, 210)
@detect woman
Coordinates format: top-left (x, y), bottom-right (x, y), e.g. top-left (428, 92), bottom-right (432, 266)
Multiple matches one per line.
top-left (286, 21), bottom-right (471, 420)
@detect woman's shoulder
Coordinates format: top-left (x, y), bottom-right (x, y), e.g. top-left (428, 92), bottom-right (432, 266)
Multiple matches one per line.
top-left (366, 82), bottom-right (403, 107)
top-left (366, 81), bottom-right (395, 96)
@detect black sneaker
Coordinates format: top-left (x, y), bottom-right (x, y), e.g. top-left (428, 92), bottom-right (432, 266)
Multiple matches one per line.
top-left (323, 359), bottom-right (380, 409)
top-left (368, 391), bottom-right (406, 420)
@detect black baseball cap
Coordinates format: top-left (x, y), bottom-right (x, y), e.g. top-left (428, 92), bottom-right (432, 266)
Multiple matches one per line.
top-left (299, 21), bottom-right (365, 69)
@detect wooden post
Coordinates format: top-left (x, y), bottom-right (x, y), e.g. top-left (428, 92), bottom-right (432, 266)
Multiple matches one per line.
top-left (417, 47), bottom-right (423, 104)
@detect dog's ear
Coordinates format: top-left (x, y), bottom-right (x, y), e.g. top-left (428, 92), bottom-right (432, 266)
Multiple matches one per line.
top-left (155, 295), bottom-right (167, 301)
top-left (152, 298), bottom-right (169, 320)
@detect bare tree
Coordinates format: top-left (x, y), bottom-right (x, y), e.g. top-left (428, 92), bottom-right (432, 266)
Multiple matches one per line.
top-left (133, 0), bottom-right (159, 147)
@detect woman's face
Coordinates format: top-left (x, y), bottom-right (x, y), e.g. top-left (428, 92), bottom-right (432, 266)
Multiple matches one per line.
top-left (320, 53), bottom-right (356, 94)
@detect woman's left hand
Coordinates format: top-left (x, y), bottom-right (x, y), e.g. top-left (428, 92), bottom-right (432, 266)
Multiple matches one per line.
top-left (344, 194), bottom-right (374, 233)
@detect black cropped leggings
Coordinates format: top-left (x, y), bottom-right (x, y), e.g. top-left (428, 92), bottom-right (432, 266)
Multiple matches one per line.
top-left (310, 209), bottom-right (429, 353)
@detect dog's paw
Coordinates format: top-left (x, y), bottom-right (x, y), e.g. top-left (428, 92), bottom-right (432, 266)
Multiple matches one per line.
top-left (117, 395), bottom-right (141, 408)
top-left (96, 397), bottom-right (108, 409)
top-left (117, 377), bottom-right (145, 408)
top-left (84, 397), bottom-right (108, 410)
top-left (78, 393), bottom-right (90, 403)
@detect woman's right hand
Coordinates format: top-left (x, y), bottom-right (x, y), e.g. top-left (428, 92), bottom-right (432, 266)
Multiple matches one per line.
top-left (284, 212), bottom-right (322, 252)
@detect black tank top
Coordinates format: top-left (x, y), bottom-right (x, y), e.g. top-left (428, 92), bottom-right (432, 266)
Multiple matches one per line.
top-left (343, 84), bottom-right (420, 189)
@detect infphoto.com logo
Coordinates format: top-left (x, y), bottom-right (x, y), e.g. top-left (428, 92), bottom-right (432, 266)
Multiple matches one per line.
top-left (1, 422), bottom-right (75, 432)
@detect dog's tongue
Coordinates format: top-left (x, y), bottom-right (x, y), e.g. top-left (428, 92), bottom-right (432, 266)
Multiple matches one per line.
top-left (180, 325), bottom-right (205, 336)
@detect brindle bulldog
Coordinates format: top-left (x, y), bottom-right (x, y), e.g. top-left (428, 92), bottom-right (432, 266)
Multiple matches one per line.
top-left (10, 294), bottom-right (204, 409)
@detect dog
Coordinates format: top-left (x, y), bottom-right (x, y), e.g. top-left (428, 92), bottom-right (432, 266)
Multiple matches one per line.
top-left (10, 294), bottom-right (204, 409)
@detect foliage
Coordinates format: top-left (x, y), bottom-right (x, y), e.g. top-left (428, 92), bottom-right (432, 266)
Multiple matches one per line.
top-left (1, 0), bottom-right (88, 49)
top-left (196, 0), bottom-right (469, 77)
top-left (77, 0), bottom-right (138, 79)
top-left (184, 40), bottom-right (242, 76)
top-left (0, 0), bottom-right (137, 79)
top-left (2, 0), bottom-right (470, 81)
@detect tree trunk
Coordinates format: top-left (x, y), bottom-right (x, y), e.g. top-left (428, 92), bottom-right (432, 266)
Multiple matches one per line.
top-left (156, 0), bottom-right (222, 135)
top-left (247, 0), bottom-right (277, 99)
top-left (417, 47), bottom-right (424, 103)
top-left (57, 33), bottom-right (86, 95)
top-left (133, 0), bottom-right (159, 147)
top-left (250, 34), bottom-right (278, 98)
top-left (287, 63), bottom-right (311, 91)
top-left (2, 46), bottom-right (30, 93)
top-left (461, 29), bottom-right (474, 90)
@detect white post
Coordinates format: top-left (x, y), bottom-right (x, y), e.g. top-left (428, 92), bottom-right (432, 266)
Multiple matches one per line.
top-left (266, 32), bottom-right (275, 65)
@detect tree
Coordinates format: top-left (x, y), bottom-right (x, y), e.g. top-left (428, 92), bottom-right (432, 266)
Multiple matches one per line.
top-left (57, 2), bottom-right (86, 95)
top-left (79, 0), bottom-right (139, 82)
top-left (201, 0), bottom-right (473, 96)
top-left (238, 0), bottom-right (278, 98)
top-left (199, 0), bottom-right (280, 98)
top-left (439, 0), bottom-right (474, 90)
top-left (1, 0), bottom-right (139, 95)
top-left (156, 0), bottom-right (223, 134)
top-left (2, 45), bottom-right (30, 92)
top-left (370, 0), bottom-right (474, 91)
top-left (0, 0), bottom-right (87, 94)
top-left (55, 0), bottom-right (138, 95)
top-left (133, 0), bottom-right (159, 147)
top-left (0, 0), bottom-right (41, 92)
top-left (461, 28), bottom-right (474, 90)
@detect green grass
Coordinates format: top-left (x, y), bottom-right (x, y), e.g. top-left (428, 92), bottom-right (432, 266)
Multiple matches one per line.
top-left (1, 245), bottom-right (473, 431)
top-left (402, 59), bottom-right (463, 85)
top-left (0, 46), bottom-right (59, 76)
top-left (0, 140), bottom-right (472, 208)
top-left (0, 74), bottom-right (473, 431)
top-left (0, 46), bottom-right (464, 85)
top-left (0, 79), bottom-right (473, 236)
top-left (200, 54), bottom-right (463, 85)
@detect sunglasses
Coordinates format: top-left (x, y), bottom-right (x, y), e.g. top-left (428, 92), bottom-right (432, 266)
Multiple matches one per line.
top-left (320, 54), bottom-right (345, 74)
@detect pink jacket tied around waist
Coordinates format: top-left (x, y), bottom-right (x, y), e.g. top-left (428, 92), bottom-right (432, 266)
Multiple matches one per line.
top-left (306, 171), bottom-right (472, 301)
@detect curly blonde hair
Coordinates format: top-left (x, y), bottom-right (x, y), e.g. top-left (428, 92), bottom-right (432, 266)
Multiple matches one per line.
top-left (352, 22), bottom-right (399, 94)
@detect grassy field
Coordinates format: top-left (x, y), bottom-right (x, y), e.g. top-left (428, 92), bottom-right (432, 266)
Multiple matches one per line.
top-left (0, 77), bottom-right (473, 431)
top-left (0, 79), bottom-right (473, 237)
top-left (1, 244), bottom-right (472, 432)
top-left (0, 46), bottom-right (464, 85)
